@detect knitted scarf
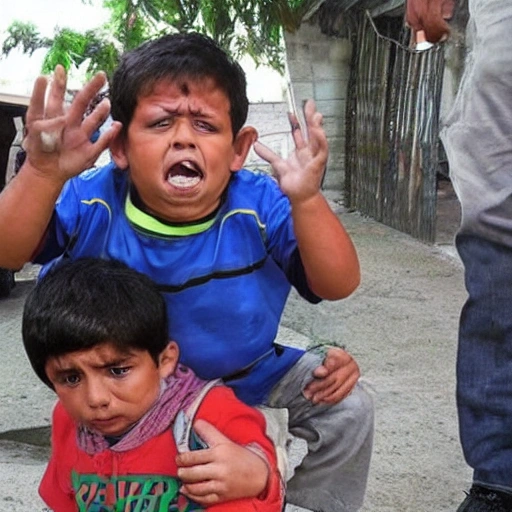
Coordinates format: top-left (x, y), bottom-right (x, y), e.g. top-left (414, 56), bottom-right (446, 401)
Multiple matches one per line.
top-left (77, 365), bottom-right (208, 455)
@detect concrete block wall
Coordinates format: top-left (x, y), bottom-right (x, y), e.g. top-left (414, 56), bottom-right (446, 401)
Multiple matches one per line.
top-left (284, 21), bottom-right (352, 191)
top-left (245, 101), bottom-right (289, 173)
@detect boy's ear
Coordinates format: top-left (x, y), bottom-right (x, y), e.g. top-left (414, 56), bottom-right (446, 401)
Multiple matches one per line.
top-left (109, 132), bottom-right (129, 170)
top-left (230, 126), bottom-right (258, 172)
top-left (158, 341), bottom-right (179, 379)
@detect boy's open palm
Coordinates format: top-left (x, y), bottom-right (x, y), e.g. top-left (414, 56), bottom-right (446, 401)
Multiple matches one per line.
top-left (253, 99), bottom-right (328, 205)
top-left (25, 65), bottom-right (121, 183)
top-left (176, 419), bottom-right (269, 505)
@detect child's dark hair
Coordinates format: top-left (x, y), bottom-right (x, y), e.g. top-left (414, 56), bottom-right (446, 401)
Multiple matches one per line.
top-left (22, 258), bottom-right (169, 389)
top-left (110, 32), bottom-right (249, 138)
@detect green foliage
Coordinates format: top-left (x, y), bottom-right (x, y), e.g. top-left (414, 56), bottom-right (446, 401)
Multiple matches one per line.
top-left (1, 0), bottom-right (316, 79)
top-left (1, 21), bottom-right (51, 56)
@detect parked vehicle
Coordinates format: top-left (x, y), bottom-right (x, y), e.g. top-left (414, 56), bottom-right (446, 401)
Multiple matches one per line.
top-left (0, 92), bottom-right (29, 299)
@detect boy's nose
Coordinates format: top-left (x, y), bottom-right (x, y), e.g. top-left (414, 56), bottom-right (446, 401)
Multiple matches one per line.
top-left (86, 380), bottom-right (110, 408)
top-left (170, 119), bottom-right (196, 150)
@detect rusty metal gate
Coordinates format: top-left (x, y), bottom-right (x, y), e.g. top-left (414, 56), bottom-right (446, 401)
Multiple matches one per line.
top-left (345, 13), bottom-right (445, 243)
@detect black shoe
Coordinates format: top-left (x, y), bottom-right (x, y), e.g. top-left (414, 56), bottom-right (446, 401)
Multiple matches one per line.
top-left (457, 485), bottom-right (512, 512)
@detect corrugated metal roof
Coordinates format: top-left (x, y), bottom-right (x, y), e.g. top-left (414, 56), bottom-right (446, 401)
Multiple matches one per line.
top-left (316, 0), bottom-right (405, 36)
top-left (320, 0), bottom-right (404, 15)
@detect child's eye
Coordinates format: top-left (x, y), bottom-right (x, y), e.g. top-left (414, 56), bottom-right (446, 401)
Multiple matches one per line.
top-left (152, 118), bottom-right (172, 128)
top-left (110, 367), bottom-right (130, 377)
top-left (63, 374), bottom-right (80, 386)
top-left (194, 120), bottom-right (216, 132)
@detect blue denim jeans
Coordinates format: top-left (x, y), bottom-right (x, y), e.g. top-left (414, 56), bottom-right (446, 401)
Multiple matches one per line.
top-left (456, 234), bottom-right (512, 492)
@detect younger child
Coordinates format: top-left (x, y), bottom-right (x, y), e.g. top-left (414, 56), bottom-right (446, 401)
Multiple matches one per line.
top-left (22, 257), bottom-right (283, 511)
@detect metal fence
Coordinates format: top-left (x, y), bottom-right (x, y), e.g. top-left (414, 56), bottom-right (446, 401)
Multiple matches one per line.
top-left (345, 12), bottom-right (445, 242)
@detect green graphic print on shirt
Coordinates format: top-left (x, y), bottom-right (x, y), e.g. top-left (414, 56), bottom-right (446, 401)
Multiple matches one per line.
top-left (71, 471), bottom-right (203, 511)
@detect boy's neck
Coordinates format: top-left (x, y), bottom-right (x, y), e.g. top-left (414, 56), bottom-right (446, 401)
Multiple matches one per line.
top-left (128, 185), bottom-right (225, 232)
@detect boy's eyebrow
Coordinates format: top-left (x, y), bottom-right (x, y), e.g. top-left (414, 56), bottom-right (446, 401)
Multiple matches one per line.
top-left (51, 354), bottom-right (135, 373)
top-left (95, 355), bottom-right (134, 368)
top-left (188, 106), bottom-right (213, 118)
top-left (161, 106), bottom-right (214, 118)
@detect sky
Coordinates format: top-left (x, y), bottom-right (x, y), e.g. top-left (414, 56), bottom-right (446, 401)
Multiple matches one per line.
top-left (0, 0), bottom-right (286, 101)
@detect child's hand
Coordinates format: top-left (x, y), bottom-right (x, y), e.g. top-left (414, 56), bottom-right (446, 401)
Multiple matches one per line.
top-left (303, 347), bottom-right (360, 405)
top-left (24, 65), bottom-right (121, 183)
top-left (253, 99), bottom-right (328, 205)
top-left (176, 419), bottom-right (269, 505)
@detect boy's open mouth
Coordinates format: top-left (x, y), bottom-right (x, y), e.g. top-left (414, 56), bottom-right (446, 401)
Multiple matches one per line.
top-left (167, 160), bottom-right (203, 189)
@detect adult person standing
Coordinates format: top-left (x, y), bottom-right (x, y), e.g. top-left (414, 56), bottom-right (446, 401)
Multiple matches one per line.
top-left (407, 0), bottom-right (512, 510)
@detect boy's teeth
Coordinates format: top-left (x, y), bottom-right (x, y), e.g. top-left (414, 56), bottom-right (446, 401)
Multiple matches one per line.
top-left (181, 160), bottom-right (196, 171)
top-left (168, 174), bottom-right (201, 188)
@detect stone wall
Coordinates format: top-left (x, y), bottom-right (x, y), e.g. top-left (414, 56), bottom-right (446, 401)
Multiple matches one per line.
top-left (284, 21), bottom-right (352, 191)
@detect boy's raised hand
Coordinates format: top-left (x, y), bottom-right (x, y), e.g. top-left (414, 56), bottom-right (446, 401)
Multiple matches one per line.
top-left (24, 65), bottom-right (121, 183)
top-left (303, 347), bottom-right (360, 405)
top-left (176, 419), bottom-right (269, 505)
top-left (253, 99), bottom-right (328, 205)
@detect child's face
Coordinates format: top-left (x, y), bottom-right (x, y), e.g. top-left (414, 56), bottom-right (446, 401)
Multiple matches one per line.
top-left (111, 78), bottom-right (255, 223)
top-left (45, 342), bottom-right (178, 437)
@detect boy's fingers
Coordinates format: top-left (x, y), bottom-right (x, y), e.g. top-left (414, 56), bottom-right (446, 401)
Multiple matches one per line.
top-left (176, 446), bottom-right (213, 468)
top-left (44, 65), bottom-right (67, 120)
top-left (81, 98), bottom-right (112, 136)
top-left (192, 419), bottom-right (229, 446)
top-left (94, 121), bottom-right (122, 153)
top-left (26, 76), bottom-right (50, 125)
top-left (66, 72), bottom-right (108, 125)
top-left (312, 364), bottom-right (329, 378)
top-left (303, 98), bottom-right (317, 120)
top-left (181, 484), bottom-right (221, 505)
top-left (253, 140), bottom-right (280, 165)
top-left (288, 111), bottom-right (306, 149)
top-left (314, 373), bottom-right (360, 404)
top-left (177, 460), bottom-right (215, 483)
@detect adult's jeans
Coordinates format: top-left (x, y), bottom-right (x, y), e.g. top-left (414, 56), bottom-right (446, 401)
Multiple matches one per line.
top-left (455, 234), bottom-right (512, 492)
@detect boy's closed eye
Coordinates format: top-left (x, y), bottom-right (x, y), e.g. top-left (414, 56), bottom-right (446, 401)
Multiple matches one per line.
top-left (193, 119), bottom-right (217, 133)
top-left (152, 117), bottom-right (173, 129)
top-left (151, 117), bottom-right (217, 134)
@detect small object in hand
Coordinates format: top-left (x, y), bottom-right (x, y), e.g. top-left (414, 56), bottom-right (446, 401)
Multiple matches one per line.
top-left (40, 131), bottom-right (59, 153)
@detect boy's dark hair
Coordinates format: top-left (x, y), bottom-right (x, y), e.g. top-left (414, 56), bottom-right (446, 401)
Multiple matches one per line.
top-left (22, 258), bottom-right (169, 389)
top-left (110, 32), bottom-right (249, 138)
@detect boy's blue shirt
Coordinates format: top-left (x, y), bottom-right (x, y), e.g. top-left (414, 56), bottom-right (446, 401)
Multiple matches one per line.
top-left (36, 163), bottom-right (321, 405)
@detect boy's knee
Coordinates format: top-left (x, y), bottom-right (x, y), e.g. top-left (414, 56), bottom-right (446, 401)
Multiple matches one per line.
top-left (336, 382), bottom-right (374, 433)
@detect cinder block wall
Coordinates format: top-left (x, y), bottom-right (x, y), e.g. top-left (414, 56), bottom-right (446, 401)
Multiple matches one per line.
top-left (245, 101), bottom-right (289, 173)
top-left (284, 22), bottom-right (352, 191)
